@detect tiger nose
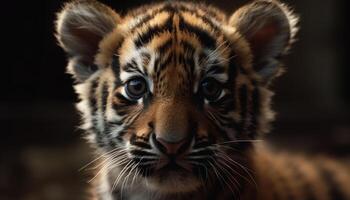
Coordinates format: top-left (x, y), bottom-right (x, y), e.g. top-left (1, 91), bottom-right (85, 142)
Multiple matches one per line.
top-left (152, 134), bottom-right (190, 155)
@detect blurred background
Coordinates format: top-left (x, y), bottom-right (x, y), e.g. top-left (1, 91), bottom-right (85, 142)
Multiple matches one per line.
top-left (1, 0), bottom-right (349, 199)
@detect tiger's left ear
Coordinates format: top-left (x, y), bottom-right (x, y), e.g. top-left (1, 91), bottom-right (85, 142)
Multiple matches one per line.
top-left (55, 0), bottom-right (120, 82)
top-left (229, 0), bottom-right (298, 81)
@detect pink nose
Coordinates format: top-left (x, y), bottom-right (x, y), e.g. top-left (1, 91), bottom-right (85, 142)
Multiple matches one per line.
top-left (155, 137), bottom-right (188, 155)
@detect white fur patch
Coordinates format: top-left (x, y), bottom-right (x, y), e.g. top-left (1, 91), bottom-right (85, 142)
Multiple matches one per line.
top-left (74, 72), bottom-right (102, 143)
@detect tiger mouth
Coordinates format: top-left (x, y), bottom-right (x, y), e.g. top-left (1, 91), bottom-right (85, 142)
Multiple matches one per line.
top-left (136, 157), bottom-right (194, 176)
top-left (162, 162), bottom-right (184, 171)
top-left (157, 159), bottom-right (192, 172)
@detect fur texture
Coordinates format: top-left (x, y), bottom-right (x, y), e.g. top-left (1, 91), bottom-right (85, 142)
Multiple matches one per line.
top-left (55, 1), bottom-right (350, 200)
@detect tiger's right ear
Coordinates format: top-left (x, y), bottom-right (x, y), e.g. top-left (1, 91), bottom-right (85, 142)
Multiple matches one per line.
top-left (55, 0), bottom-right (120, 82)
top-left (229, 0), bottom-right (298, 83)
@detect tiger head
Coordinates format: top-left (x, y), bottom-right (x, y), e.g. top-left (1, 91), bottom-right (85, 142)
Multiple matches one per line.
top-left (56, 0), bottom-right (298, 194)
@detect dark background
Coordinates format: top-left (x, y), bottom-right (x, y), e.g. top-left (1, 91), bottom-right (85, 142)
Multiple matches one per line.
top-left (1, 0), bottom-right (349, 200)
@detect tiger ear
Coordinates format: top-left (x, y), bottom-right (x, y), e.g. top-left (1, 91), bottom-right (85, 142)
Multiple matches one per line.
top-left (229, 0), bottom-right (298, 81)
top-left (55, 0), bottom-right (120, 82)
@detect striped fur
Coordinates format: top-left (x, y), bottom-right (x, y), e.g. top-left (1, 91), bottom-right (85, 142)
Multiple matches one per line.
top-left (55, 1), bottom-right (350, 199)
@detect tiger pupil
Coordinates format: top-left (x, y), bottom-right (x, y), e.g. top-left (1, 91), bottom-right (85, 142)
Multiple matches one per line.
top-left (201, 78), bottom-right (221, 100)
top-left (131, 81), bottom-right (143, 91)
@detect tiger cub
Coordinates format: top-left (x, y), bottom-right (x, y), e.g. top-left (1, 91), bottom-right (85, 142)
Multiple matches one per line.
top-left (55, 0), bottom-right (350, 199)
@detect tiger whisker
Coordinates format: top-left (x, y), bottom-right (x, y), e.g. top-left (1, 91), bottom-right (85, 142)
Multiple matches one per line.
top-left (203, 41), bottom-right (230, 66)
top-left (188, 147), bottom-right (210, 153)
top-left (206, 111), bottom-right (224, 128)
top-left (131, 159), bottom-right (143, 187)
top-left (215, 160), bottom-right (241, 196)
top-left (216, 150), bottom-right (257, 189)
top-left (121, 160), bottom-right (139, 199)
top-left (187, 155), bottom-right (213, 160)
top-left (112, 160), bottom-right (133, 193)
top-left (187, 160), bottom-right (209, 180)
top-left (216, 155), bottom-right (252, 187)
top-left (88, 159), bottom-right (114, 184)
top-left (214, 139), bottom-right (262, 146)
top-left (131, 156), bottom-right (158, 159)
top-left (79, 147), bottom-right (125, 171)
top-left (212, 155), bottom-right (242, 199)
top-left (138, 161), bottom-right (159, 166)
top-left (107, 156), bottom-right (129, 170)
top-left (213, 144), bottom-right (242, 153)
top-left (208, 157), bottom-right (237, 198)
top-left (90, 149), bottom-right (128, 170)
top-left (87, 154), bottom-right (128, 183)
top-left (87, 161), bottom-right (109, 183)
top-left (208, 54), bottom-right (237, 66)
top-left (129, 147), bottom-right (154, 153)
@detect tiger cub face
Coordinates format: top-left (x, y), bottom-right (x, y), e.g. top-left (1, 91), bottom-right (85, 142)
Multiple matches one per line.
top-left (56, 0), bottom-right (297, 194)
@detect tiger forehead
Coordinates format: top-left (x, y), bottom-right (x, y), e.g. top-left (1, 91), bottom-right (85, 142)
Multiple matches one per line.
top-left (126, 2), bottom-right (227, 24)
top-left (117, 3), bottom-right (224, 65)
top-left (116, 2), bottom-right (232, 83)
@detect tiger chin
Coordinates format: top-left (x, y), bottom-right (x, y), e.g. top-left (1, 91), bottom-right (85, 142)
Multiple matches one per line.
top-left (55, 0), bottom-right (350, 200)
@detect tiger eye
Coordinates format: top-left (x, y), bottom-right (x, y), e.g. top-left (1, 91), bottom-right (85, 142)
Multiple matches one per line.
top-left (201, 78), bottom-right (222, 101)
top-left (125, 77), bottom-right (148, 100)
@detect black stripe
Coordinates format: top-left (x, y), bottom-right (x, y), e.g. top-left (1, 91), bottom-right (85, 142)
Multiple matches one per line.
top-left (176, 4), bottom-right (221, 32)
top-left (130, 59), bottom-right (138, 68)
top-left (158, 51), bottom-right (173, 72)
top-left (107, 120), bottom-right (123, 126)
top-left (130, 149), bottom-right (156, 157)
top-left (123, 63), bottom-right (140, 74)
top-left (227, 51), bottom-right (238, 84)
top-left (209, 94), bottom-right (235, 112)
top-left (89, 78), bottom-right (99, 113)
top-left (157, 37), bottom-right (173, 53)
top-left (207, 64), bottom-right (225, 75)
top-left (143, 89), bottom-right (153, 109)
top-left (178, 14), bottom-right (217, 49)
top-left (141, 52), bottom-right (150, 76)
top-left (130, 13), bottom-right (157, 33)
top-left (131, 141), bottom-right (152, 149)
top-left (112, 54), bottom-right (120, 79)
top-left (156, 2), bottom-right (221, 33)
top-left (88, 79), bottom-right (100, 138)
top-left (248, 86), bottom-right (260, 137)
top-left (217, 113), bottom-right (239, 129)
top-left (116, 130), bottom-right (127, 141)
top-left (238, 85), bottom-right (248, 134)
top-left (184, 56), bottom-right (195, 84)
top-left (112, 92), bottom-right (137, 114)
top-left (198, 51), bottom-right (208, 66)
top-left (122, 58), bottom-right (144, 75)
top-left (134, 14), bottom-right (173, 48)
top-left (101, 82), bottom-right (109, 112)
top-left (180, 40), bottom-right (196, 55)
top-left (192, 140), bottom-right (210, 149)
top-left (188, 149), bottom-right (213, 157)
top-left (114, 92), bottom-right (134, 105)
top-left (153, 57), bottom-right (161, 78)
top-left (129, 3), bottom-right (177, 33)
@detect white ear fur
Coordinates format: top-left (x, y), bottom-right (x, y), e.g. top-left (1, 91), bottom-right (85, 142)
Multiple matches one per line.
top-left (55, 0), bottom-right (120, 82)
top-left (229, 0), bottom-right (298, 80)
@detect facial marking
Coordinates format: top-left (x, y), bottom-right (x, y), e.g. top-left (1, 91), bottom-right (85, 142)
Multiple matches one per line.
top-left (84, 2), bottom-right (259, 194)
